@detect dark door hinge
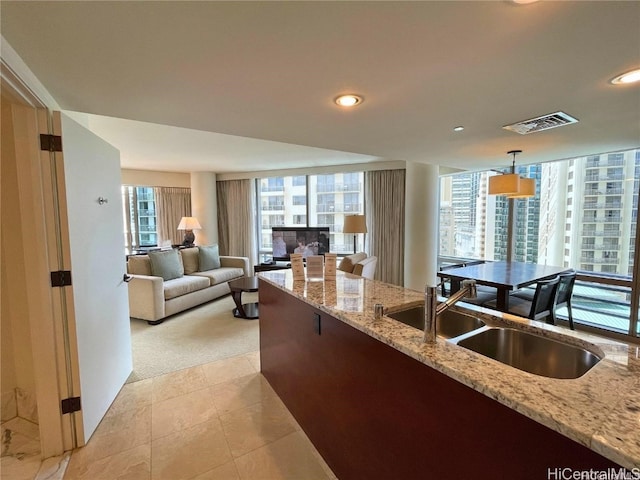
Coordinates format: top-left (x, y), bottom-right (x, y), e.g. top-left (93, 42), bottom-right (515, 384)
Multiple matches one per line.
top-left (50, 270), bottom-right (72, 287)
top-left (61, 397), bottom-right (81, 414)
top-left (40, 134), bottom-right (63, 152)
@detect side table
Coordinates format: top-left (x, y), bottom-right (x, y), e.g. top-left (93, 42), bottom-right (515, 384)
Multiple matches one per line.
top-left (228, 276), bottom-right (259, 320)
top-left (253, 263), bottom-right (291, 273)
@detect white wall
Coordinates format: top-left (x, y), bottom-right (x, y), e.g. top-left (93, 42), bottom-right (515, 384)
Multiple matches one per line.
top-left (191, 172), bottom-right (218, 246)
top-left (121, 168), bottom-right (190, 187)
top-left (404, 162), bottom-right (440, 290)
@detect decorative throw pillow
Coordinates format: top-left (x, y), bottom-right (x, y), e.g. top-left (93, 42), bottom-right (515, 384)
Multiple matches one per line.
top-left (180, 247), bottom-right (200, 274)
top-left (338, 252), bottom-right (367, 273)
top-left (148, 249), bottom-right (184, 281)
top-left (199, 245), bottom-right (221, 271)
top-left (127, 255), bottom-right (152, 276)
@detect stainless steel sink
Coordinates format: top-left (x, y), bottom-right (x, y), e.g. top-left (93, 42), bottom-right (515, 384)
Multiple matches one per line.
top-left (451, 327), bottom-right (602, 379)
top-left (387, 307), bottom-right (485, 339)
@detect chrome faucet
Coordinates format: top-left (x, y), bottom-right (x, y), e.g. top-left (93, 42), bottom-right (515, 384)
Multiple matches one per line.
top-left (423, 279), bottom-right (477, 344)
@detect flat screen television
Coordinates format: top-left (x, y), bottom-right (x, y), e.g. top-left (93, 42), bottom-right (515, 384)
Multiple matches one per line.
top-left (271, 227), bottom-right (330, 261)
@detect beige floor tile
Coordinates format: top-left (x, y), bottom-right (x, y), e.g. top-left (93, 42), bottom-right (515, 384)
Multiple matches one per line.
top-left (1, 453), bottom-right (43, 480)
top-left (64, 443), bottom-right (151, 480)
top-left (210, 373), bottom-right (276, 416)
top-left (1, 428), bottom-right (41, 460)
top-left (151, 419), bottom-right (232, 480)
top-left (151, 365), bottom-right (209, 403)
top-left (242, 351), bottom-right (260, 372)
top-left (151, 388), bottom-right (218, 440)
top-left (106, 379), bottom-right (153, 419)
top-left (219, 395), bottom-right (298, 458)
top-left (72, 405), bottom-right (151, 463)
top-left (233, 431), bottom-right (331, 480)
top-left (189, 460), bottom-right (241, 480)
top-left (36, 452), bottom-right (71, 480)
top-left (2, 417), bottom-right (40, 441)
top-left (200, 356), bottom-right (257, 386)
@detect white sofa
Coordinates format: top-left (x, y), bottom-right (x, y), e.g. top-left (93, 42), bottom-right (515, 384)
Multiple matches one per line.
top-left (126, 246), bottom-right (249, 325)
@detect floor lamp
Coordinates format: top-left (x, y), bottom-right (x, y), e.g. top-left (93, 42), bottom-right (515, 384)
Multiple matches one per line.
top-left (343, 214), bottom-right (367, 254)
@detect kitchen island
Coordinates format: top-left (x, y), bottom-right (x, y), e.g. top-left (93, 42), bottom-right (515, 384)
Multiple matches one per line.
top-left (258, 270), bottom-right (639, 479)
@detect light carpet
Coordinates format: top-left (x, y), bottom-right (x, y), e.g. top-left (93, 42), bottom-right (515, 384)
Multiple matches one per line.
top-left (127, 293), bottom-right (259, 383)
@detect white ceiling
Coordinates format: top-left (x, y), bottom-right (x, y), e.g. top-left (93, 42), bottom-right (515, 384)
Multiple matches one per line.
top-left (2, 1), bottom-right (639, 174)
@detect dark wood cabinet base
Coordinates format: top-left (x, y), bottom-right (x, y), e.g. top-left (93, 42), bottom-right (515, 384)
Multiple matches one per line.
top-left (259, 280), bottom-right (618, 480)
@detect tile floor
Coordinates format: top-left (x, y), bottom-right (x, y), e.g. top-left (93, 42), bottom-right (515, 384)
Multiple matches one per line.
top-left (2, 351), bottom-right (338, 480)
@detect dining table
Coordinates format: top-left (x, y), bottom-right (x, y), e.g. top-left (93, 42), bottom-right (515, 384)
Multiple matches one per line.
top-left (437, 261), bottom-right (571, 312)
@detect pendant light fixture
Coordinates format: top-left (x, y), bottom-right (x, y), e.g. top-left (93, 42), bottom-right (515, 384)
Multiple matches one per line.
top-left (488, 150), bottom-right (535, 198)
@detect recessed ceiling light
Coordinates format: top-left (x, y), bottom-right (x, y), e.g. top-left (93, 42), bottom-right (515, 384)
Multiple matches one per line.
top-left (610, 68), bottom-right (640, 85)
top-left (453, 126), bottom-right (464, 132)
top-left (511, 0), bottom-right (539, 4)
top-left (335, 94), bottom-right (363, 107)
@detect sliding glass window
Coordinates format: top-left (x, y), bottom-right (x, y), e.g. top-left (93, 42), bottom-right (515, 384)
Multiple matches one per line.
top-left (256, 172), bottom-right (365, 262)
top-left (439, 149), bottom-right (640, 338)
top-left (122, 186), bottom-right (158, 252)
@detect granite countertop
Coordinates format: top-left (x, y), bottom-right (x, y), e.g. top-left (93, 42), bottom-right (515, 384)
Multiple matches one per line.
top-left (258, 270), bottom-right (640, 470)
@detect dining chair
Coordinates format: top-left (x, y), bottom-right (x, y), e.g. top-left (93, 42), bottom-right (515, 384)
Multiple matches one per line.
top-left (511, 270), bottom-right (576, 329)
top-left (554, 271), bottom-right (577, 330)
top-left (439, 260), bottom-right (498, 305)
top-left (484, 276), bottom-right (560, 324)
top-left (439, 262), bottom-right (466, 296)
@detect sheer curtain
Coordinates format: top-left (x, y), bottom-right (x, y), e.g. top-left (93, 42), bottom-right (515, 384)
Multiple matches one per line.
top-left (217, 179), bottom-right (257, 269)
top-left (155, 187), bottom-right (191, 246)
top-left (365, 169), bottom-right (406, 286)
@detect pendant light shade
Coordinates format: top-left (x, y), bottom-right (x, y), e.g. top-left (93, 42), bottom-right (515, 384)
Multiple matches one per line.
top-left (506, 177), bottom-right (535, 198)
top-left (488, 173), bottom-right (520, 195)
top-left (488, 150), bottom-right (535, 198)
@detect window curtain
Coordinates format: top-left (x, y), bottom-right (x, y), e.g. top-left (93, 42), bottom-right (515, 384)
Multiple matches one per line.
top-left (217, 179), bottom-right (257, 269)
top-left (365, 169), bottom-right (405, 286)
top-left (155, 187), bottom-right (191, 246)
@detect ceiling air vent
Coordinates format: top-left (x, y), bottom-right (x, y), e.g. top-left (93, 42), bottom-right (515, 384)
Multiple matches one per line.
top-left (503, 111), bottom-right (579, 135)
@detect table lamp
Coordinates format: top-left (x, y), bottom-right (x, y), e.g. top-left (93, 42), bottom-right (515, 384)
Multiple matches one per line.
top-left (177, 216), bottom-right (201, 247)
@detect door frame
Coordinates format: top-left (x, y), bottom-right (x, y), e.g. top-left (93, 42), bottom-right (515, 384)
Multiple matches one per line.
top-left (1, 59), bottom-right (78, 456)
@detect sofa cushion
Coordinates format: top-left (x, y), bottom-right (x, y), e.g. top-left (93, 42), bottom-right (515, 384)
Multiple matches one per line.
top-left (199, 244), bottom-right (221, 271)
top-left (180, 247), bottom-right (200, 274)
top-left (190, 267), bottom-right (244, 286)
top-left (338, 252), bottom-right (368, 273)
top-left (148, 249), bottom-right (184, 281)
top-left (127, 255), bottom-right (152, 276)
top-left (163, 275), bottom-right (210, 300)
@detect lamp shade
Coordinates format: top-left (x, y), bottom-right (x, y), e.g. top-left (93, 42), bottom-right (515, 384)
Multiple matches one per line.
top-left (343, 214), bottom-right (367, 234)
top-left (506, 177), bottom-right (535, 198)
top-left (177, 216), bottom-right (202, 230)
top-left (488, 173), bottom-right (520, 195)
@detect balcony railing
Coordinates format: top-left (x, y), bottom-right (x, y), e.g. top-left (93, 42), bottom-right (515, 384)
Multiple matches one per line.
top-left (584, 174), bottom-right (625, 182)
top-left (585, 188), bottom-right (625, 195)
top-left (261, 204), bottom-right (285, 211)
top-left (261, 185), bottom-right (285, 192)
top-left (316, 203), bottom-right (362, 213)
top-left (316, 182), bottom-right (362, 193)
top-left (583, 202), bottom-right (623, 209)
top-left (586, 158), bottom-right (624, 168)
top-left (581, 230), bottom-right (622, 237)
top-left (579, 257), bottom-right (619, 264)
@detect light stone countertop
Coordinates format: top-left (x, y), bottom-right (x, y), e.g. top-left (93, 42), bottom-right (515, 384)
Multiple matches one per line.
top-left (258, 269), bottom-right (640, 470)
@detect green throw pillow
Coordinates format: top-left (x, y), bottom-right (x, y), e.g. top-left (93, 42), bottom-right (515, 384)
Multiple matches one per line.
top-left (148, 249), bottom-right (184, 281)
top-left (199, 245), bottom-right (221, 271)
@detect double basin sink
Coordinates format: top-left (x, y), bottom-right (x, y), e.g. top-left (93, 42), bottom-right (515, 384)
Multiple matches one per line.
top-left (386, 306), bottom-right (602, 379)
